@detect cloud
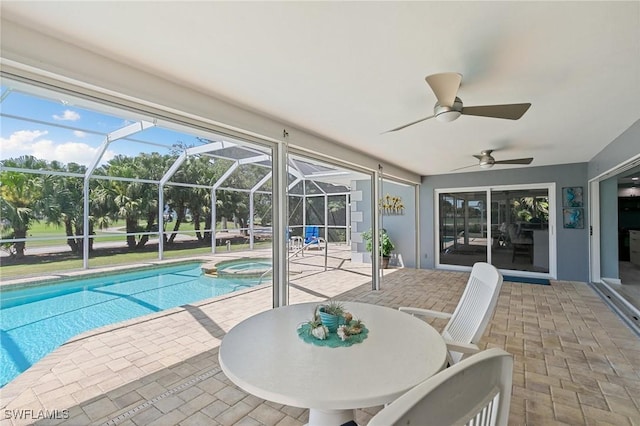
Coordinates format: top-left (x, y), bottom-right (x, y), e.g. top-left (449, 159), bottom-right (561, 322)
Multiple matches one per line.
top-left (1, 130), bottom-right (114, 166)
top-left (53, 110), bottom-right (81, 121)
top-left (73, 130), bottom-right (87, 138)
top-left (0, 130), bottom-right (49, 156)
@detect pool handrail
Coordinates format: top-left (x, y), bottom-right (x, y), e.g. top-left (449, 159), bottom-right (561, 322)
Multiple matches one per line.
top-left (258, 238), bottom-right (328, 284)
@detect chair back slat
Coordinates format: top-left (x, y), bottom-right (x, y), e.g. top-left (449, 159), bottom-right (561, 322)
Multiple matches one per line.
top-left (368, 348), bottom-right (513, 426)
top-left (442, 262), bottom-right (503, 364)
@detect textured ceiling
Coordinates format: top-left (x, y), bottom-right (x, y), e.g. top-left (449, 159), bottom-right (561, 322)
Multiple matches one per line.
top-left (2, 1), bottom-right (639, 176)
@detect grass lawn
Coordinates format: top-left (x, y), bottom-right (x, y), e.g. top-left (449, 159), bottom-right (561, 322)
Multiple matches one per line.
top-left (0, 240), bottom-right (272, 280)
top-left (12, 220), bottom-right (249, 248)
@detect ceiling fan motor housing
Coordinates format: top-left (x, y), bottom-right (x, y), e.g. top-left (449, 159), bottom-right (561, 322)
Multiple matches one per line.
top-left (434, 97), bottom-right (463, 122)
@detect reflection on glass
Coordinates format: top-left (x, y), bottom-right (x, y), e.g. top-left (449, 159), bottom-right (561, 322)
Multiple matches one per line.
top-left (439, 192), bottom-right (488, 267)
top-left (490, 189), bottom-right (549, 273)
top-left (439, 188), bottom-right (550, 272)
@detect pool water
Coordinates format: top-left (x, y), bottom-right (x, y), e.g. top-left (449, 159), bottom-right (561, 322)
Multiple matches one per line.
top-left (0, 263), bottom-right (259, 388)
top-left (222, 261), bottom-right (271, 272)
top-left (216, 259), bottom-right (272, 278)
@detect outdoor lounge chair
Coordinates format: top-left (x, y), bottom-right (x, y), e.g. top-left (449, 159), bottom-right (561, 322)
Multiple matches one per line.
top-left (304, 225), bottom-right (320, 249)
top-left (368, 348), bottom-right (513, 426)
top-left (399, 262), bottom-right (503, 365)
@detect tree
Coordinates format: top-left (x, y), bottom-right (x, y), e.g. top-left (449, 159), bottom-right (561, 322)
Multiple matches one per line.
top-left (40, 161), bottom-right (90, 254)
top-left (132, 153), bottom-right (169, 248)
top-left (94, 155), bottom-right (142, 248)
top-left (164, 152), bottom-right (214, 244)
top-left (0, 156), bottom-right (45, 258)
top-left (511, 196), bottom-right (549, 223)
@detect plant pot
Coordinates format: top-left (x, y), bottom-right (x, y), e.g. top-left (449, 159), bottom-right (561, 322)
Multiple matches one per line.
top-left (317, 311), bottom-right (343, 332)
top-left (381, 256), bottom-right (390, 269)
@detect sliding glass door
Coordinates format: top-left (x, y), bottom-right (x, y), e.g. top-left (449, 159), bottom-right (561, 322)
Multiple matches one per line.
top-left (439, 191), bottom-right (488, 267)
top-left (437, 184), bottom-right (555, 276)
top-left (489, 188), bottom-right (550, 273)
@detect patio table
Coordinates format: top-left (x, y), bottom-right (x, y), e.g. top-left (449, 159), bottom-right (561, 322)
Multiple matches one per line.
top-left (218, 301), bottom-right (447, 426)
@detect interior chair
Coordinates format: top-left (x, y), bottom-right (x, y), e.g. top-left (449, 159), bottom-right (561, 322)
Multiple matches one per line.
top-left (399, 262), bottom-right (503, 365)
top-left (368, 348), bottom-right (513, 426)
top-left (507, 224), bottom-right (533, 263)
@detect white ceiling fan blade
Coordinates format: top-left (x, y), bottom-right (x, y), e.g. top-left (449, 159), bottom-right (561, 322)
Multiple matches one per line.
top-left (494, 158), bottom-right (534, 165)
top-left (461, 103), bottom-right (531, 120)
top-left (425, 72), bottom-right (462, 107)
top-left (381, 115), bottom-right (435, 133)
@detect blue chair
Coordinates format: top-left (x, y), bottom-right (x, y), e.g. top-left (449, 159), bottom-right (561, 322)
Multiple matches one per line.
top-left (304, 226), bottom-right (320, 248)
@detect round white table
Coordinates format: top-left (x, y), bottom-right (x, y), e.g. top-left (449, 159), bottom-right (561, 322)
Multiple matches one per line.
top-left (219, 301), bottom-right (447, 426)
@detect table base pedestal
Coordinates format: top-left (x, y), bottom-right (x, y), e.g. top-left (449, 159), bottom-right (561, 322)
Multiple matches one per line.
top-left (307, 408), bottom-right (356, 426)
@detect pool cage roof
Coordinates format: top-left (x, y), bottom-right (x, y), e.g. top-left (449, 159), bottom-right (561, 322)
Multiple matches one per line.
top-left (0, 78), bottom-right (368, 194)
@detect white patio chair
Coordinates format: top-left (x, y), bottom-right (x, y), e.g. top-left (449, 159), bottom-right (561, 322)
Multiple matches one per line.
top-left (368, 348), bottom-right (513, 426)
top-left (399, 262), bottom-right (503, 364)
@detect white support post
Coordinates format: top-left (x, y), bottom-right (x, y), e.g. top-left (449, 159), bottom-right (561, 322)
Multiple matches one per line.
top-left (372, 167), bottom-right (381, 290)
top-left (324, 193), bottom-right (329, 243)
top-left (83, 136), bottom-right (112, 268)
top-left (346, 193), bottom-right (351, 245)
top-left (249, 192), bottom-right (255, 250)
top-left (273, 136), bottom-right (289, 308)
top-left (158, 185), bottom-right (164, 260)
top-left (249, 172), bottom-right (273, 251)
top-left (415, 184), bottom-right (421, 269)
top-left (82, 120), bottom-right (156, 269)
top-left (211, 189), bottom-right (217, 254)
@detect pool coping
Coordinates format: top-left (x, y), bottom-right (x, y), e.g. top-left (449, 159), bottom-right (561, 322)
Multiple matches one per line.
top-left (0, 278), bottom-right (272, 400)
top-left (205, 256), bottom-right (273, 279)
top-left (0, 254), bottom-right (273, 390)
top-left (0, 257), bottom-right (214, 291)
top-left (65, 281), bottom-right (272, 345)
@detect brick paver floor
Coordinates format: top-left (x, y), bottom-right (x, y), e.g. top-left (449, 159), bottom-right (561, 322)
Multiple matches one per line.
top-left (1, 248), bottom-right (639, 425)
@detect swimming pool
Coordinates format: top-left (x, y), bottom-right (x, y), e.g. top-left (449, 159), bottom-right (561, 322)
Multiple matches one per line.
top-left (0, 262), bottom-right (260, 388)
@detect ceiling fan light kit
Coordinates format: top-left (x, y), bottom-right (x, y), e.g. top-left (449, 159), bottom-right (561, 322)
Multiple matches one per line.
top-left (479, 159), bottom-right (495, 169)
top-left (434, 97), bottom-right (463, 122)
top-left (384, 72), bottom-right (531, 132)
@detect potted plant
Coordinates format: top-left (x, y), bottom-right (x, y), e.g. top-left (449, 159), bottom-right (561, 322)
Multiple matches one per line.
top-left (316, 300), bottom-right (345, 332)
top-left (362, 228), bottom-right (395, 269)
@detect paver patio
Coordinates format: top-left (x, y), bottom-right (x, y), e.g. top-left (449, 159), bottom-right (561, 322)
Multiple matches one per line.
top-left (1, 246), bottom-right (639, 425)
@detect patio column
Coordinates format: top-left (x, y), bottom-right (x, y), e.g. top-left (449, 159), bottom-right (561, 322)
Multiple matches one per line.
top-left (371, 167), bottom-right (381, 290)
top-left (272, 135), bottom-right (289, 308)
top-left (211, 189), bottom-right (217, 254)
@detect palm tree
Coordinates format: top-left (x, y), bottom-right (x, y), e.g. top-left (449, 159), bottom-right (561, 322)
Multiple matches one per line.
top-left (95, 155), bottom-right (141, 248)
top-left (132, 153), bottom-right (170, 248)
top-left (0, 156), bottom-right (45, 258)
top-left (40, 161), bottom-right (92, 254)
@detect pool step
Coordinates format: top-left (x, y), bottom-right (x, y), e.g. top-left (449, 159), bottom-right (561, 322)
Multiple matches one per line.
top-left (201, 263), bottom-right (218, 276)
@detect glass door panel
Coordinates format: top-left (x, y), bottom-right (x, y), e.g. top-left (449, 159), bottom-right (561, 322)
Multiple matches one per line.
top-left (439, 191), bottom-right (488, 267)
top-left (286, 154), bottom-right (372, 300)
top-left (490, 188), bottom-right (549, 273)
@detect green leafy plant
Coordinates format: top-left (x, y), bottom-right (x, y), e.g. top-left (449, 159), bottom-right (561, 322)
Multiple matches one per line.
top-left (319, 300), bottom-right (345, 316)
top-left (362, 228), bottom-right (395, 257)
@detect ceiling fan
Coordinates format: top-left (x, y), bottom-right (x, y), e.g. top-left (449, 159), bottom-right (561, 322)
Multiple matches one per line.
top-left (453, 150), bottom-right (533, 171)
top-left (384, 72), bottom-right (531, 133)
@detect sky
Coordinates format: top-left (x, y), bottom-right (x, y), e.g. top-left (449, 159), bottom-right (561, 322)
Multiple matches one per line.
top-left (0, 85), bottom-right (204, 167)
